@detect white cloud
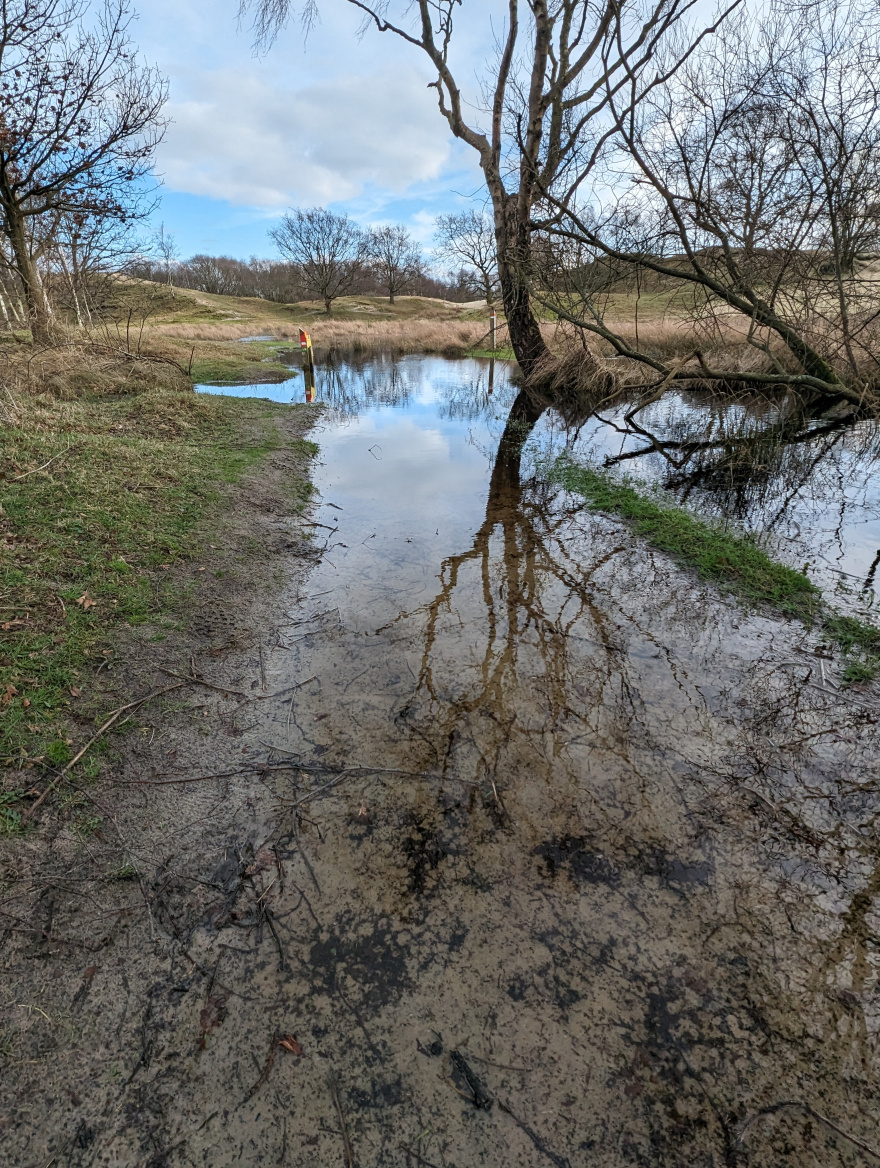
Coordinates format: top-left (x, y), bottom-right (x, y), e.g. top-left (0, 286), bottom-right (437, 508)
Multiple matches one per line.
top-left (160, 64), bottom-right (451, 209)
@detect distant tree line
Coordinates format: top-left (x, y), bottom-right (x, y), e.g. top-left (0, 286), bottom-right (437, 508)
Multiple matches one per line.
top-left (126, 209), bottom-right (501, 312)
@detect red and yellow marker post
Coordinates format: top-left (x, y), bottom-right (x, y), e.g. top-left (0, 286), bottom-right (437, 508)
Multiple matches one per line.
top-left (299, 329), bottom-right (316, 402)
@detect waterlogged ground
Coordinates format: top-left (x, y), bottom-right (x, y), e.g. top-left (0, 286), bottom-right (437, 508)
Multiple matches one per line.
top-left (3, 356), bottom-right (880, 1167)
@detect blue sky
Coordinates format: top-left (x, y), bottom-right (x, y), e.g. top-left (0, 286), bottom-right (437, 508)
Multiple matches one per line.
top-left (133, 0), bottom-right (493, 260)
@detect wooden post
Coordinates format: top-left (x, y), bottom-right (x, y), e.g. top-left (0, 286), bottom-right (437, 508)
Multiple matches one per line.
top-left (300, 329), bottom-right (316, 403)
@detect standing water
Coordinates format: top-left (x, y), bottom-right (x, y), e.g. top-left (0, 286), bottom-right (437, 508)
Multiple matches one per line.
top-left (187, 353), bottom-right (880, 1165)
top-left (64, 353), bottom-right (873, 1166)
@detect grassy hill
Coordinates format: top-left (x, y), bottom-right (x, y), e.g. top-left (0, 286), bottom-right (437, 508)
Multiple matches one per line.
top-left (100, 283), bottom-right (505, 383)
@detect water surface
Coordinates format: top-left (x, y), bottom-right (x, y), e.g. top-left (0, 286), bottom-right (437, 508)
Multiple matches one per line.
top-left (187, 355), bottom-right (880, 1165)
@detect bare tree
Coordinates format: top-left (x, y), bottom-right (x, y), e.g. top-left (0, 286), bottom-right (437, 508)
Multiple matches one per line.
top-left (434, 210), bottom-right (499, 305)
top-left (245, 0), bottom-right (730, 379)
top-left (366, 224), bottom-right (422, 303)
top-left (270, 207), bottom-right (366, 314)
top-left (540, 0), bottom-right (880, 407)
top-left (51, 212), bottom-right (125, 327)
top-left (0, 0), bottom-right (167, 345)
top-left (154, 224), bottom-right (179, 289)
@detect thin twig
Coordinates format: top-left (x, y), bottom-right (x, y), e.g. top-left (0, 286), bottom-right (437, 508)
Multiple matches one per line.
top-left (12, 442), bottom-right (75, 481)
top-left (286, 772), bottom-right (363, 809)
top-left (107, 768), bottom-right (253, 787)
top-left (242, 1030), bottom-right (279, 1104)
top-left (158, 668), bottom-right (259, 700)
top-left (329, 1074), bottom-right (355, 1168)
top-left (738, 1101), bottom-right (880, 1161)
top-left (21, 683), bottom-right (186, 821)
top-left (498, 1099), bottom-right (572, 1168)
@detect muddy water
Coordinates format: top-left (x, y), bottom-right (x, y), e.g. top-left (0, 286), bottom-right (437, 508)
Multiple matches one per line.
top-left (171, 356), bottom-right (880, 1165)
top-left (5, 357), bottom-right (879, 1167)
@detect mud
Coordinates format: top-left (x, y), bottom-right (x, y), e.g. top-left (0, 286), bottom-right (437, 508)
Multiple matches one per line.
top-left (2, 356), bottom-right (880, 1167)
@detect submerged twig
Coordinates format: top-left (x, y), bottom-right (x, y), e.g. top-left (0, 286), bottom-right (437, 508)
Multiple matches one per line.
top-left (737, 1100), bottom-right (880, 1162)
top-left (498, 1098), bottom-right (571, 1168)
top-left (242, 1030), bottom-right (278, 1104)
top-left (329, 1073), bottom-right (355, 1168)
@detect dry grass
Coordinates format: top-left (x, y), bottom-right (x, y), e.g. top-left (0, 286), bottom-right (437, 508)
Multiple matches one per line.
top-left (148, 316), bottom-right (531, 355)
top-left (0, 341), bottom-right (190, 404)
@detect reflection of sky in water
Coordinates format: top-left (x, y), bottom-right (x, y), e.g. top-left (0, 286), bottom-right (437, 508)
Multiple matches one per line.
top-left (200, 356), bottom-right (518, 629)
top-left (198, 355), bottom-right (880, 612)
top-left (196, 374), bottom-right (303, 403)
top-left (551, 395), bottom-right (880, 605)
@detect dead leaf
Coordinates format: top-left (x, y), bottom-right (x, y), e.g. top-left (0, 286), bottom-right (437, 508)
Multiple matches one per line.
top-left (1, 618), bottom-right (25, 631)
top-left (22, 698), bottom-right (29, 708)
top-left (75, 592), bottom-right (96, 610)
top-left (278, 1034), bottom-right (303, 1056)
top-left (69, 686), bottom-right (81, 698)
top-left (198, 992), bottom-right (230, 1048)
top-left (244, 848), bottom-right (275, 877)
top-left (2, 684), bottom-right (18, 706)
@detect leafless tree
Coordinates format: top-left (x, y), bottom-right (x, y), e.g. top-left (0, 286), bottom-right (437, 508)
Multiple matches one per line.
top-left (244, 0), bottom-right (730, 379)
top-left (0, 0), bottom-right (167, 344)
top-left (154, 224), bottom-right (179, 289)
top-left (178, 254), bottom-right (244, 297)
top-left (49, 211), bottom-right (137, 327)
top-left (434, 210), bottom-right (500, 305)
top-left (366, 223), bottom-right (423, 303)
top-left (270, 206), bottom-right (366, 314)
top-left (539, 0), bottom-right (880, 408)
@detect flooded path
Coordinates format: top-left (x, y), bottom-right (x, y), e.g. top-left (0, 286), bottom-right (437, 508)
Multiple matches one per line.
top-left (5, 356), bottom-right (880, 1166)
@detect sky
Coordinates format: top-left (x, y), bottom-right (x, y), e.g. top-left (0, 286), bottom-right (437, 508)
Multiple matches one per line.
top-left (133, 0), bottom-right (494, 261)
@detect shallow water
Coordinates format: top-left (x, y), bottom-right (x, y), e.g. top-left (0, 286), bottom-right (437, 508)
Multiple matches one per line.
top-left (198, 352), bottom-right (880, 604)
top-left (176, 355), bottom-right (880, 1165)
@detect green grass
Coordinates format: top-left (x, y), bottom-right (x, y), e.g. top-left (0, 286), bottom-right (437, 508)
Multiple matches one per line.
top-left (0, 387), bottom-right (315, 783)
top-left (190, 348), bottom-right (300, 385)
top-left (549, 454), bottom-right (880, 683)
top-left (467, 347), bottom-right (516, 361)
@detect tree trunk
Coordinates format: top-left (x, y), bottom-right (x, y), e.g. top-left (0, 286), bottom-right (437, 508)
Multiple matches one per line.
top-left (324, 297), bottom-right (332, 315)
top-left (493, 193), bottom-right (550, 380)
top-left (58, 250), bottom-right (84, 329)
top-left (6, 210), bottom-right (54, 345)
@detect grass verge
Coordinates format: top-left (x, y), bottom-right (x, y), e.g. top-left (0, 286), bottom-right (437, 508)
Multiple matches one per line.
top-left (0, 385), bottom-right (315, 811)
top-left (548, 455), bottom-right (880, 683)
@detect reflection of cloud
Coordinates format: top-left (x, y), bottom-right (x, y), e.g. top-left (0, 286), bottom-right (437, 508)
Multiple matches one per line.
top-left (161, 65), bottom-right (451, 208)
top-left (324, 414), bottom-right (486, 516)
